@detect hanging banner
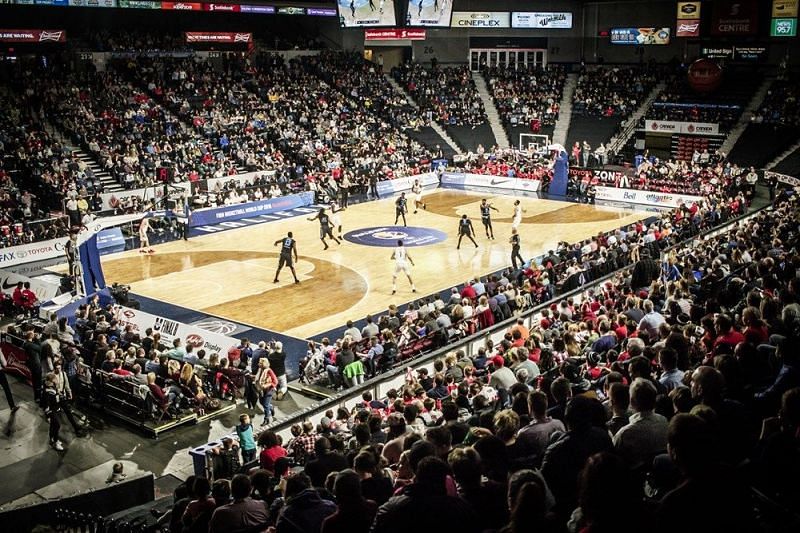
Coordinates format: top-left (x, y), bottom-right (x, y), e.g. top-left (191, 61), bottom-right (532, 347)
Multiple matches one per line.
top-left (365, 28), bottom-right (426, 40)
top-left (185, 32), bottom-right (253, 43)
top-left (610, 27), bottom-right (671, 44)
top-left (712, 0), bottom-right (758, 36)
top-left (451, 12), bottom-right (511, 28)
top-left (511, 12), bottom-right (573, 29)
top-left (0, 29), bottom-right (66, 42)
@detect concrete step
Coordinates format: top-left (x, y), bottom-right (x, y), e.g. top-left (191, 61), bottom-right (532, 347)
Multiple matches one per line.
top-left (472, 72), bottom-right (510, 150)
top-left (552, 73), bottom-right (578, 147)
top-left (766, 139), bottom-right (800, 170)
top-left (720, 77), bottom-right (775, 154)
top-left (607, 81), bottom-right (666, 156)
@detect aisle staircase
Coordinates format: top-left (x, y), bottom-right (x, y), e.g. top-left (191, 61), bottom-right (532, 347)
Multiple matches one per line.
top-left (766, 138), bottom-right (800, 170)
top-left (74, 149), bottom-right (124, 192)
top-left (720, 77), bottom-right (774, 155)
top-left (471, 72), bottom-right (510, 150)
top-left (551, 73), bottom-right (578, 147)
top-left (607, 81), bottom-right (666, 156)
top-left (385, 74), bottom-right (462, 156)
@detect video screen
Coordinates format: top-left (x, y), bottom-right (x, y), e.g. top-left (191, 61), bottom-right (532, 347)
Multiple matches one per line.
top-left (406, 0), bottom-right (452, 27)
top-left (337, 0), bottom-right (397, 27)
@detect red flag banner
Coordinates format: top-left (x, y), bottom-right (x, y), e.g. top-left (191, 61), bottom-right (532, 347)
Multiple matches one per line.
top-left (0, 29), bottom-right (67, 42)
top-left (185, 32), bottom-right (253, 43)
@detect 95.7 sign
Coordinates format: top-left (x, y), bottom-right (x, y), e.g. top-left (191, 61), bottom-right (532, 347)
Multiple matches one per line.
top-left (771, 18), bottom-right (797, 37)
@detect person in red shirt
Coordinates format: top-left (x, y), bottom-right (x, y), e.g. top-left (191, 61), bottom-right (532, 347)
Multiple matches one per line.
top-left (742, 307), bottom-right (769, 346)
top-left (460, 282), bottom-right (477, 301)
top-left (712, 314), bottom-right (746, 355)
top-left (258, 430), bottom-right (287, 474)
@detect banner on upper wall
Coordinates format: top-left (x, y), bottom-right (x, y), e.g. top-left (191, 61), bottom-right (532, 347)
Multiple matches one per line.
top-left (440, 173), bottom-right (541, 193)
top-left (161, 1), bottom-right (202, 9)
top-left (203, 3), bottom-right (240, 12)
top-left (68, 0), bottom-right (117, 7)
top-left (610, 27), bottom-right (671, 45)
top-left (117, 0), bottom-right (160, 8)
top-left (771, 18), bottom-right (798, 37)
top-left (643, 120), bottom-right (720, 135)
top-left (188, 192), bottom-right (314, 227)
top-left (511, 12), bottom-right (573, 29)
top-left (114, 305), bottom-right (240, 356)
top-left (712, 0), bottom-right (758, 36)
top-left (0, 29), bottom-right (66, 42)
top-left (451, 12), bottom-right (511, 29)
top-left (773, 0), bottom-right (798, 18)
top-left (365, 29), bottom-right (426, 40)
top-left (594, 187), bottom-right (703, 208)
top-left (677, 2), bottom-right (701, 19)
top-left (184, 32), bottom-right (253, 43)
top-left (375, 173), bottom-right (439, 197)
top-left (239, 4), bottom-right (275, 14)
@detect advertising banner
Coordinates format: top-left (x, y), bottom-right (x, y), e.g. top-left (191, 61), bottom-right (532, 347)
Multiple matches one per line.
top-left (734, 46), bottom-right (768, 61)
top-left (115, 306), bottom-right (240, 357)
top-left (98, 182), bottom-right (191, 212)
top-left (337, 0), bottom-right (397, 27)
top-left (594, 187), bottom-right (703, 209)
top-left (712, 0), bottom-right (758, 36)
top-left (440, 173), bottom-right (541, 193)
top-left (677, 2), bottom-right (701, 19)
top-left (33, 0), bottom-right (69, 5)
top-left (239, 4), bottom-right (275, 14)
top-left (511, 12), bottom-right (573, 29)
top-left (188, 192), bottom-right (314, 227)
top-left (0, 237), bottom-right (70, 269)
top-left (773, 0), bottom-right (798, 17)
top-left (771, 18), bottom-right (798, 37)
top-left (375, 173), bottom-right (439, 197)
top-left (203, 3), bottom-right (239, 12)
top-left (161, 1), bottom-right (202, 10)
top-left (701, 45), bottom-right (734, 59)
top-left (277, 6), bottom-right (304, 15)
top-left (568, 167), bottom-right (625, 184)
top-left (643, 120), bottom-right (719, 135)
top-left (676, 19), bottom-right (701, 37)
top-left (68, 0), bottom-right (117, 6)
top-left (307, 7), bottom-right (336, 16)
top-left (185, 32), bottom-right (253, 43)
top-left (451, 12), bottom-right (511, 29)
top-left (406, 0), bottom-right (453, 27)
top-left (117, 0), bottom-right (160, 8)
top-left (765, 170), bottom-right (800, 187)
top-left (0, 29), bottom-right (66, 42)
top-left (365, 28), bottom-right (426, 40)
top-left (610, 27), bottom-right (670, 45)
top-left (0, 269), bottom-right (62, 302)
top-left (95, 227), bottom-right (127, 254)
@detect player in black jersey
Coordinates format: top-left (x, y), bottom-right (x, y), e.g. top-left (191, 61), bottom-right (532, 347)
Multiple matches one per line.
top-left (308, 208), bottom-right (341, 250)
top-left (456, 214), bottom-right (478, 249)
top-left (509, 227), bottom-right (524, 270)
top-left (479, 198), bottom-right (499, 239)
top-left (395, 192), bottom-right (408, 226)
top-left (273, 231), bottom-right (299, 283)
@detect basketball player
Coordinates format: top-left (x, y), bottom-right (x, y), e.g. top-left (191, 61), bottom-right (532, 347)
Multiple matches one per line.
top-left (411, 179), bottom-right (427, 214)
top-left (395, 192), bottom-right (408, 226)
top-left (138, 216), bottom-right (154, 254)
top-left (369, 0), bottom-right (375, 11)
top-left (510, 227), bottom-right (524, 270)
top-left (511, 199), bottom-right (526, 230)
top-left (418, 0), bottom-right (423, 16)
top-left (391, 239), bottom-right (416, 295)
top-left (308, 208), bottom-right (341, 249)
top-left (479, 198), bottom-right (499, 239)
top-left (273, 232), bottom-right (299, 284)
top-left (330, 200), bottom-right (343, 238)
top-left (350, 0), bottom-right (355, 18)
top-left (456, 214), bottom-right (478, 250)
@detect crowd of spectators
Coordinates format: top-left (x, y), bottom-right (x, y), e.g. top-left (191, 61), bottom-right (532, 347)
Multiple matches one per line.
top-left (750, 76), bottom-right (800, 126)
top-left (648, 74), bottom-right (749, 130)
top-left (483, 65), bottom-right (566, 133)
top-left (157, 186), bottom-right (798, 533)
top-left (572, 65), bottom-right (659, 117)
top-left (392, 63), bottom-right (487, 127)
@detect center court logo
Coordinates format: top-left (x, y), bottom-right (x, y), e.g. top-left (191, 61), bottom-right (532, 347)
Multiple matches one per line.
top-left (344, 226), bottom-right (448, 247)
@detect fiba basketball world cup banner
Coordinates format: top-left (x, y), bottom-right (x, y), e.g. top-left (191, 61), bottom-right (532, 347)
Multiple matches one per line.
top-left (185, 32), bottom-right (253, 44)
top-left (0, 29), bottom-right (66, 43)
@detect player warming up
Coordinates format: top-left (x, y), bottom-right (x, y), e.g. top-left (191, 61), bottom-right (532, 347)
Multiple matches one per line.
top-left (273, 232), bottom-right (300, 284)
top-left (411, 179), bottom-right (427, 214)
top-left (511, 199), bottom-right (526, 230)
top-left (138, 216), bottom-right (154, 254)
top-left (394, 192), bottom-right (408, 227)
top-left (330, 200), bottom-right (343, 238)
top-left (308, 208), bottom-right (341, 250)
top-left (479, 198), bottom-right (499, 239)
top-left (391, 239), bottom-right (417, 295)
top-left (457, 214), bottom-right (479, 249)
top-left (510, 227), bottom-right (524, 270)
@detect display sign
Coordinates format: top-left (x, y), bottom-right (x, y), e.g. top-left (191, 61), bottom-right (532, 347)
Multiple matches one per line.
top-left (677, 2), bottom-right (701, 19)
top-left (511, 12), bottom-right (573, 29)
top-left (0, 29), bottom-right (66, 42)
top-left (204, 3), bottom-right (239, 12)
top-left (594, 187), bottom-right (703, 209)
top-left (307, 7), bottom-right (336, 16)
top-left (118, 0), bottom-right (160, 8)
top-left (239, 4), bottom-right (275, 14)
top-left (451, 11), bottom-right (511, 28)
top-left (337, 0), bottom-right (397, 27)
top-left (712, 0), bottom-right (758, 36)
top-left (439, 173), bottom-right (541, 193)
top-left (734, 46), bottom-right (768, 61)
top-left (406, 0), bottom-right (453, 27)
top-left (701, 45), bottom-right (734, 59)
top-left (772, 17), bottom-right (798, 36)
top-left (365, 28), bottom-right (426, 40)
top-left (0, 269), bottom-right (62, 302)
top-left (644, 120), bottom-right (720, 135)
top-left (161, 1), bottom-right (202, 9)
top-left (277, 6), bottom-right (304, 15)
top-left (375, 172), bottom-right (438, 197)
top-left (32, 0), bottom-right (69, 5)
top-left (68, 0), bottom-right (117, 6)
top-left (676, 20), bottom-right (700, 37)
top-left (185, 32), bottom-right (252, 43)
top-left (773, 0), bottom-right (798, 18)
top-left (610, 27), bottom-right (670, 45)
top-left (188, 192), bottom-right (314, 227)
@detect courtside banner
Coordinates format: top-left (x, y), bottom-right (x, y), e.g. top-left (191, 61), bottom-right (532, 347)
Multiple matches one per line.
top-left (98, 182), bottom-right (191, 211)
top-left (0, 237), bottom-right (69, 269)
top-left (115, 306), bottom-right (240, 356)
top-left (0, 268), bottom-right (62, 301)
top-left (188, 192), bottom-right (314, 227)
top-left (594, 186), bottom-right (702, 208)
top-left (440, 173), bottom-right (541, 193)
top-left (0, 29), bottom-right (66, 42)
top-left (185, 32), bottom-right (253, 43)
top-left (375, 173), bottom-right (438, 196)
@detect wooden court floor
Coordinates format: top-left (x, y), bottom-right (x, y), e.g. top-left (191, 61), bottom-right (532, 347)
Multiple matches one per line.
top-left (97, 191), bottom-right (647, 339)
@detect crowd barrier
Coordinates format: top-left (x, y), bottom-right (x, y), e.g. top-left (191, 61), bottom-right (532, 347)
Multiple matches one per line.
top-left (189, 198), bottom-right (771, 477)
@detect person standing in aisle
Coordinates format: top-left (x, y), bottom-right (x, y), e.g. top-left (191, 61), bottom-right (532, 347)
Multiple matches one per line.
top-left (273, 232), bottom-right (300, 284)
top-left (457, 214), bottom-right (478, 250)
top-left (510, 227), bottom-right (524, 270)
top-left (479, 198), bottom-right (499, 239)
top-left (391, 239), bottom-right (417, 295)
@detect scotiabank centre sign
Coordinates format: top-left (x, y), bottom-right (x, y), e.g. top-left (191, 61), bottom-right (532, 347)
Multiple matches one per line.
top-left (451, 12), bottom-right (511, 28)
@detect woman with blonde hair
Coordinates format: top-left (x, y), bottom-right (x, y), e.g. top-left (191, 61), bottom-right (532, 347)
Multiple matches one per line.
top-left (255, 357), bottom-right (278, 426)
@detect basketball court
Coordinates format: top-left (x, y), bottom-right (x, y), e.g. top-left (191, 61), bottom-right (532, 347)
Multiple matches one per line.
top-left (96, 190), bottom-right (648, 339)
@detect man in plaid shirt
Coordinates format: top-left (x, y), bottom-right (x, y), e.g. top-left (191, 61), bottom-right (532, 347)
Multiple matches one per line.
top-left (287, 421), bottom-right (317, 465)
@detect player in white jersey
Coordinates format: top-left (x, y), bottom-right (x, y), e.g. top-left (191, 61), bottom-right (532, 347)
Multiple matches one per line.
top-left (391, 239), bottom-right (417, 295)
top-left (411, 179), bottom-right (426, 214)
top-left (330, 200), bottom-right (343, 238)
top-left (138, 216), bottom-right (154, 254)
top-left (511, 199), bottom-right (526, 229)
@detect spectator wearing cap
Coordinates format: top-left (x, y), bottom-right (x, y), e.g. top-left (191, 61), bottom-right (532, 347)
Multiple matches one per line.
top-left (613, 378), bottom-right (668, 469)
top-left (489, 356), bottom-right (516, 393)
